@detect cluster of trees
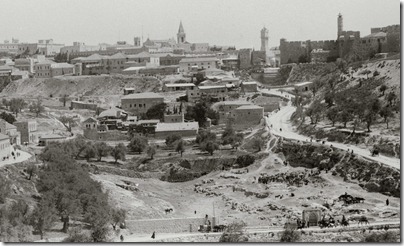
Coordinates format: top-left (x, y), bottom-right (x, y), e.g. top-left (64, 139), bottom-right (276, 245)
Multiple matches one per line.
top-left (219, 221), bottom-right (248, 242)
top-left (1, 98), bottom-right (46, 118)
top-left (40, 138), bottom-right (127, 164)
top-left (165, 134), bottom-right (186, 156)
top-left (0, 112), bottom-right (16, 124)
top-left (185, 99), bottom-right (219, 127)
top-left (36, 143), bottom-right (126, 242)
top-left (305, 81), bottom-right (397, 132)
top-left (194, 123), bottom-right (245, 155)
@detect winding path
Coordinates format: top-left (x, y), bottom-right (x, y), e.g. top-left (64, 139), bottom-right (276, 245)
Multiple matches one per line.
top-left (263, 90), bottom-right (400, 170)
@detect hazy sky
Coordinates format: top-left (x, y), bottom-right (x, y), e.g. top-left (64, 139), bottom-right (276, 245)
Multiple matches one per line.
top-left (1, 0), bottom-right (400, 49)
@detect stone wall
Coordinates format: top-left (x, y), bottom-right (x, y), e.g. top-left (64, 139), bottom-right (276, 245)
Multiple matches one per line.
top-left (125, 217), bottom-right (207, 234)
top-left (83, 129), bottom-right (128, 141)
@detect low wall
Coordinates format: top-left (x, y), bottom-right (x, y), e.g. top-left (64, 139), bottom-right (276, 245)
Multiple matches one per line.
top-left (125, 217), bottom-right (207, 234)
top-left (84, 129), bottom-right (128, 141)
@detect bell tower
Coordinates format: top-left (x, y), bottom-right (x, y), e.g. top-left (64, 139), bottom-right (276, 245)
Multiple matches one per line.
top-left (177, 21), bottom-right (186, 44)
top-left (260, 26), bottom-right (269, 52)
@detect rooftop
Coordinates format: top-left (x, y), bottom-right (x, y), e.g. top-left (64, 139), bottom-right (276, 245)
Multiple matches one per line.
top-left (165, 83), bottom-right (195, 87)
top-left (98, 108), bottom-right (127, 118)
top-left (155, 122), bottom-right (199, 132)
top-left (235, 105), bottom-right (263, 110)
top-left (122, 92), bottom-right (163, 100)
top-left (51, 63), bottom-right (74, 68)
top-left (83, 117), bottom-right (98, 123)
top-left (180, 57), bottom-right (218, 63)
top-left (294, 81), bottom-right (313, 87)
top-left (137, 119), bottom-right (160, 124)
top-left (0, 133), bottom-right (9, 141)
top-left (39, 134), bottom-right (66, 139)
top-left (242, 81), bottom-right (258, 85)
top-left (198, 85), bottom-right (226, 90)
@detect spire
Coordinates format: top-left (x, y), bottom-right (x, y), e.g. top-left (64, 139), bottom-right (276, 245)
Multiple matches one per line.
top-left (178, 21), bottom-right (184, 33)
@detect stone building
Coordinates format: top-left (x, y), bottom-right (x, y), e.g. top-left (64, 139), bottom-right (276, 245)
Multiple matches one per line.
top-left (238, 49), bottom-right (252, 69)
top-left (179, 57), bottom-right (219, 73)
top-left (163, 113), bottom-right (184, 123)
top-left (186, 85), bottom-right (227, 103)
top-left (14, 120), bottom-right (37, 144)
top-left (0, 133), bottom-right (11, 160)
top-left (231, 105), bottom-right (264, 130)
top-left (163, 83), bottom-right (195, 92)
top-left (240, 81), bottom-right (258, 93)
top-left (121, 92), bottom-right (164, 115)
top-left (311, 49), bottom-right (330, 63)
top-left (0, 119), bottom-right (21, 145)
top-left (302, 209), bottom-right (321, 226)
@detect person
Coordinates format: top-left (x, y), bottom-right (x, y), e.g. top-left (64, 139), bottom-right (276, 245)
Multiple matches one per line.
top-left (151, 231), bottom-right (155, 239)
top-left (280, 128), bottom-right (282, 132)
top-left (120, 235), bottom-right (124, 242)
top-left (386, 199), bottom-right (389, 206)
top-left (194, 210), bottom-right (197, 214)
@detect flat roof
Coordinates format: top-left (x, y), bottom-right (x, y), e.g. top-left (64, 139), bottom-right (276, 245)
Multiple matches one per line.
top-left (180, 57), bottom-right (218, 63)
top-left (198, 85), bottom-right (226, 89)
top-left (137, 119), bottom-right (160, 124)
top-left (122, 92), bottom-right (163, 100)
top-left (242, 81), bottom-right (258, 85)
top-left (155, 122), bottom-right (199, 132)
top-left (220, 100), bottom-right (252, 105)
top-left (294, 81), bottom-right (313, 87)
top-left (165, 83), bottom-right (195, 87)
top-left (39, 134), bottom-right (66, 140)
top-left (236, 105), bottom-right (263, 110)
top-left (0, 133), bottom-right (8, 141)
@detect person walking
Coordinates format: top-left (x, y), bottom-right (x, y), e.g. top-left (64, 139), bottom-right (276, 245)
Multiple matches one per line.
top-left (120, 235), bottom-right (124, 242)
top-left (386, 199), bottom-right (389, 206)
top-left (151, 231), bottom-right (156, 239)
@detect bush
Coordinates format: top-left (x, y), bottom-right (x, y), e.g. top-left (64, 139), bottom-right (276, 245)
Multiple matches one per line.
top-left (219, 221), bottom-right (248, 242)
top-left (280, 228), bottom-right (301, 242)
top-left (363, 231), bottom-right (398, 242)
top-left (236, 155), bottom-right (255, 168)
top-left (0, 175), bottom-right (11, 203)
top-left (166, 134), bottom-right (182, 147)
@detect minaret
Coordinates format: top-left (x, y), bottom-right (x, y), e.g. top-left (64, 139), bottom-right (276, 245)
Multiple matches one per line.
top-left (260, 27), bottom-right (269, 52)
top-left (177, 21), bottom-right (186, 44)
top-left (337, 13), bottom-right (343, 38)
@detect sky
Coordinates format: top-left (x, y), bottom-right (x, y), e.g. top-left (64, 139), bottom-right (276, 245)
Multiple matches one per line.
top-left (0, 0), bottom-right (400, 49)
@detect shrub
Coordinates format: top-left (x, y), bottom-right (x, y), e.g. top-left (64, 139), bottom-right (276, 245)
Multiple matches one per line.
top-left (219, 221), bottom-right (248, 242)
top-left (0, 175), bottom-right (11, 203)
top-left (236, 155), bottom-right (255, 168)
top-left (363, 231), bottom-right (398, 242)
top-left (280, 228), bottom-right (301, 242)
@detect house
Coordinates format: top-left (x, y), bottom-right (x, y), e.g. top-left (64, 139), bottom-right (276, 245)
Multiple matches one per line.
top-left (163, 83), bottom-right (195, 92)
top-left (121, 92), bottom-right (164, 115)
top-left (179, 57), bottom-right (219, 73)
top-left (187, 85), bottom-right (227, 103)
top-left (164, 113), bottom-right (184, 123)
top-left (14, 58), bottom-right (35, 73)
top-left (0, 133), bottom-right (11, 160)
top-left (34, 60), bottom-right (54, 78)
top-left (83, 117), bottom-right (98, 130)
top-left (98, 108), bottom-right (128, 130)
top-left (38, 134), bottom-right (67, 146)
top-left (231, 105), bottom-right (264, 130)
top-left (253, 95), bottom-right (281, 112)
top-left (154, 122), bottom-right (199, 138)
top-left (293, 81), bottom-right (313, 93)
top-left (124, 88), bottom-right (136, 95)
top-left (213, 100), bottom-right (253, 124)
top-left (0, 119), bottom-right (21, 145)
top-left (14, 120), bottom-right (37, 144)
top-left (240, 81), bottom-right (258, 93)
top-left (50, 63), bottom-right (75, 76)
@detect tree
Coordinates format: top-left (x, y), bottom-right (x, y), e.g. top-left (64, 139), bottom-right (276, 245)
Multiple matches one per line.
top-left (222, 123), bottom-right (244, 149)
top-left (175, 139), bottom-right (186, 157)
top-left (219, 221), bottom-right (248, 242)
top-left (26, 164), bottom-right (37, 180)
top-left (110, 208), bottom-right (126, 231)
top-left (82, 143), bottom-right (97, 161)
top-left (63, 227), bottom-right (92, 242)
top-left (146, 145), bottom-right (156, 159)
top-left (93, 142), bottom-right (111, 161)
top-left (166, 134), bottom-right (182, 147)
top-left (387, 92), bottom-right (397, 106)
top-left (0, 112), bottom-right (16, 124)
top-left (324, 91), bottom-right (335, 107)
top-left (363, 231), bottom-right (398, 243)
top-left (128, 135), bottom-right (148, 154)
top-left (30, 198), bottom-right (58, 240)
top-left (194, 72), bottom-right (205, 85)
top-left (9, 98), bottom-right (26, 117)
top-left (29, 98), bottom-right (45, 117)
top-left (236, 155), bottom-right (255, 168)
top-left (0, 175), bottom-right (11, 203)
top-left (59, 116), bottom-right (77, 133)
top-left (252, 137), bottom-right (264, 152)
top-left (201, 140), bottom-right (219, 155)
top-left (379, 106), bottom-right (394, 128)
top-left (61, 94), bottom-right (69, 107)
top-left (145, 103), bottom-right (167, 121)
top-left (111, 143), bottom-right (126, 164)
top-left (196, 129), bottom-right (216, 144)
top-left (280, 228), bottom-right (301, 242)
top-left (379, 85), bottom-right (387, 96)
top-left (305, 100), bottom-right (325, 125)
top-left (326, 107), bottom-right (339, 127)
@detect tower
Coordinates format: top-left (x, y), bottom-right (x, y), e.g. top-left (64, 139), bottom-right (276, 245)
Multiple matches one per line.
top-left (260, 27), bottom-right (269, 52)
top-left (134, 37), bottom-right (141, 47)
top-left (177, 21), bottom-right (186, 44)
top-left (337, 13), bottom-right (343, 38)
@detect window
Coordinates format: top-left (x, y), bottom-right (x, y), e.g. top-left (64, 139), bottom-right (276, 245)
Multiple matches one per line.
top-left (139, 104), bottom-right (142, 108)
top-left (130, 104), bottom-right (132, 108)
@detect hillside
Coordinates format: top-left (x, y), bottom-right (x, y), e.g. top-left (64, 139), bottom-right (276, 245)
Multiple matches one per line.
top-left (0, 74), bottom-right (161, 99)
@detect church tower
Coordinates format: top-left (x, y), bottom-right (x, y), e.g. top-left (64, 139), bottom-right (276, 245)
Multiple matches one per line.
top-left (260, 27), bottom-right (269, 52)
top-left (177, 21), bottom-right (186, 44)
top-left (337, 13), bottom-right (343, 38)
